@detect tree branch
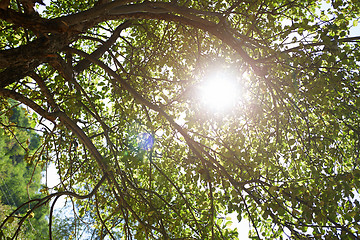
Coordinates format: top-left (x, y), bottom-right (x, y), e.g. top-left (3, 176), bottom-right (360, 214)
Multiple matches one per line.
top-left (74, 20), bottom-right (132, 73)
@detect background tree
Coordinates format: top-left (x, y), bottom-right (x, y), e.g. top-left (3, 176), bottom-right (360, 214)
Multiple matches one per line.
top-left (1, 0), bottom-right (360, 239)
top-left (0, 103), bottom-right (48, 239)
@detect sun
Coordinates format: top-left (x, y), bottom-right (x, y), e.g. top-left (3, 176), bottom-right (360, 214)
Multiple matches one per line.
top-left (199, 70), bottom-right (240, 112)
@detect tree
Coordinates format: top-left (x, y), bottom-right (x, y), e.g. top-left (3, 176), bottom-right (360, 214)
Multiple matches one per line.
top-left (0, 103), bottom-right (49, 239)
top-left (1, 0), bottom-right (360, 239)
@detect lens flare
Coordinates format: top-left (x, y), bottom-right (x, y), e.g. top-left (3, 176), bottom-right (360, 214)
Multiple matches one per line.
top-left (137, 133), bottom-right (154, 150)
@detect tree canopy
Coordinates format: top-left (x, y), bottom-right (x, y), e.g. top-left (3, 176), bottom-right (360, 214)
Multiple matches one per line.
top-left (1, 0), bottom-right (360, 239)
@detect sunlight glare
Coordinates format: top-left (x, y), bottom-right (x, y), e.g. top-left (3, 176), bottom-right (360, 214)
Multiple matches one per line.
top-left (199, 71), bottom-right (239, 112)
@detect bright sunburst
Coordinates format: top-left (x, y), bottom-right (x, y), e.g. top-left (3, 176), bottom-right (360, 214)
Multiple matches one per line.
top-left (199, 70), bottom-right (240, 112)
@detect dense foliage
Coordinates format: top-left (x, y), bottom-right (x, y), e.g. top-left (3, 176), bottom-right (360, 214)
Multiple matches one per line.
top-left (0, 104), bottom-right (48, 239)
top-left (1, 0), bottom-right (360, 239)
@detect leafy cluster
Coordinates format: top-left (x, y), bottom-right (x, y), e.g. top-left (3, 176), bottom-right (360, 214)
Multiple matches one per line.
top-left (0, 0), bottom-right (360, 239)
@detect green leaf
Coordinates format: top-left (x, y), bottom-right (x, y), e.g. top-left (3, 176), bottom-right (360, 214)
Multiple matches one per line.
top-left (79, 207), bottom-right (85, 218)
top-left (28, 212), bottom-right (35, 219)
top-left (225, 220), bottom-right (233, 227)
top-left (7, 217), bottom-right (15, 223)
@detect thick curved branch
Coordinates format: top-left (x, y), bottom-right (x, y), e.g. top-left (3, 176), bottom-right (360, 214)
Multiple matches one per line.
top-left (0, 86), bottom-right (113, 176)
top-left (0, 35), bottom-right (70, 88)
top-left (1, 1), bottom-right (258, 90)
top-left (54, 0), bottom-right (134, 25)
top-left (74, 20), bottom-right (132, 73)
top-left (0, 63), bottom-right (41, 88)
top-left (0, 8), bottom-right (69, 34)
top-left (0, 36), bottom-right (62, 69)
top-left (0, 88), bottom-right (58, 121)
